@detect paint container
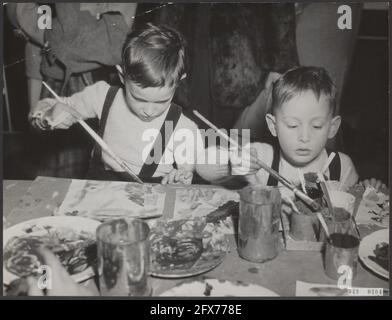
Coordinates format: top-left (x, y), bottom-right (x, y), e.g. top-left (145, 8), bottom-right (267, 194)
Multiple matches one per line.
top-left (97, 218), bottom-right (151, 296)
top-left (323, 208), bottom-right (360, 280)
top-left (238, 186), bottom-right (281, 262)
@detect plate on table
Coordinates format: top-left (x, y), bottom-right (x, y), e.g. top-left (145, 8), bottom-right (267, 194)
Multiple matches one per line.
top-left (149, 218), bottom-right (229, 278)
top-left (160, 278), bottom-right (279, 297)
top-left (359, 229), bottom-right (389, 279)
top-left (3, 216), bottom-right (100, 285)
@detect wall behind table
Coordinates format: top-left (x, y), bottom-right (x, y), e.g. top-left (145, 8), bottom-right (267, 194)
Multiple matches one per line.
top-left (339, 8), bottom-right (388, 182)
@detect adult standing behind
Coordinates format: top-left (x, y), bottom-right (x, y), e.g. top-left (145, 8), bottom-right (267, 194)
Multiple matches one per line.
top-left (144, 3), bottom-right (299, 133)
top-left (6, 3), bottom-right (45, 112)
top-left (28, 3), bottom-right (138, 179)
top-left (40, 3), bottom-right (138, 96)
top-left (233, 3), bottom-right (363, 145)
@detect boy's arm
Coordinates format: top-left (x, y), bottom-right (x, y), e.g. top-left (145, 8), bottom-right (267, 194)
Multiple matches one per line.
top-left (196, 144), bottom-right (260, 185)
top-left (29, 98), bottom-right (86, 130)
top-left (233, 72), bottom-right (280, 141)
top-left (61, 81), bottom-right (110, 119)
top-left (195, 146), bottom-right (232, 184)
top-left (29, 81), bottom-right (110, 130)
top-left (168, 119), bottom-right (234, 184)
top-left (339, 152), bottom-right (359, 189)
top-left (162, 122), bottom-right (203, 185)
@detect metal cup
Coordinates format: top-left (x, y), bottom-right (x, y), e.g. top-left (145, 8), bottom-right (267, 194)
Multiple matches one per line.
top-left (97, 218), bottom-right (151, 296)
top-left (290, 202), bottom-right (321, 242)
top-left (323, 208), bottom-right (360, 280)
top-left (238, 185), bottom-right (281, 262)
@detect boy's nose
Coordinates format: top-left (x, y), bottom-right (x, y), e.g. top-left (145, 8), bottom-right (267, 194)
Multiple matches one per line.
top-left (298, 127), bottom-right (311, 142)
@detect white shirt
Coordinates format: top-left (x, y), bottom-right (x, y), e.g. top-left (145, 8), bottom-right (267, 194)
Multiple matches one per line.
top-left (196, 142), bottom-right (359, 190)
top-left (58, 81), bottom-right (204, 177)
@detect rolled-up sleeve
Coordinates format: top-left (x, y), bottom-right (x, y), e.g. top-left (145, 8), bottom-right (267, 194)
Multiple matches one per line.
top-left (62, 81), bottom-right (110, 119)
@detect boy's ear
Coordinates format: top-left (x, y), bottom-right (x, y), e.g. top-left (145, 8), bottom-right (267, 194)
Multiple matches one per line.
top-left (265, 113), bottom-right (277, 137)
top-left (328, 115), bottom-right (341, 139)
top-left (116, 65), bottom-right (125, 84)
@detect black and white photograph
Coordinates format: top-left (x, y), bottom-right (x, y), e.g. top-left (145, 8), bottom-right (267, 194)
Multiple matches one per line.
top-left (2, 2), bottom-right (390, 299)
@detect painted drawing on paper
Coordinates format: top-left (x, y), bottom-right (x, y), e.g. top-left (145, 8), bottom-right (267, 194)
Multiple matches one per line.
top-left (56, 180), bottom-right (166, 220)
top-left (173, 187), bottom-right (239, 219)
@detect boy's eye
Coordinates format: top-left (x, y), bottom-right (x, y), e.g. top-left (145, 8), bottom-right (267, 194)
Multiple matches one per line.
top-left (287, 124), bottom-right (298, 129)
top-left (312, 124), bottom-right (323, 129)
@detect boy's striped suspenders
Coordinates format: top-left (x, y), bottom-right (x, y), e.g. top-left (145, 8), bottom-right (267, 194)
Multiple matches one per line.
top-left (89, 85), bottom-right (182, 182)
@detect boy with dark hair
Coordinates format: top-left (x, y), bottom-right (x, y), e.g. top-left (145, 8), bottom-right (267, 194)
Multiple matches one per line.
top-left (30, 23), bottom-right (203, 184)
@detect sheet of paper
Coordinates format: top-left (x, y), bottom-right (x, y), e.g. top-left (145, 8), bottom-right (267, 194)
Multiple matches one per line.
top-left (56, 179), bottom-right (166, 220)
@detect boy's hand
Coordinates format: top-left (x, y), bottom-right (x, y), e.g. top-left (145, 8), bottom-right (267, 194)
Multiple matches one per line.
top-left (278, 187), bottom-right (297, 216)
top-left (161, 168), bottom-right (193, 185)
top-left (30, 99), bottom-right (80, 130)
top-left (26, 248), bottom-right (93, 296)
top-left (29, 98), bottom-right (56, 130)
top-left (359, 178), bottom-right (387, 191)
top-left (229, 145), bottom-right (261, 176)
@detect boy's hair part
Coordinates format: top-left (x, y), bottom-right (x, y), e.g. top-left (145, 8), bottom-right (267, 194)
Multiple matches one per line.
top-left (122, 23), bottom-right (186, 88)
top-left (270, 66), bottom-right (337, 115)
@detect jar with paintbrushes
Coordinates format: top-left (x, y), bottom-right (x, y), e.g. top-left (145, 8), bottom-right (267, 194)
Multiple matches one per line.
top-left (315, 171), bottom-right (361, 281)
top-left (238, 185), bottom-right (282, 262)
top-left (322, 207), bottom-right (361, 281)
top-left (289, 171), bottom-right (324, 242)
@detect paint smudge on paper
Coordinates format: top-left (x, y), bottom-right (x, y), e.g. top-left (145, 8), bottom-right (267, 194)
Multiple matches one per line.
top-left (56, 179), bottom-right (166, 221)
top-left (248, 267), bottom-right (259, 274)
top-left (173, 187), bottom-right (239, 219)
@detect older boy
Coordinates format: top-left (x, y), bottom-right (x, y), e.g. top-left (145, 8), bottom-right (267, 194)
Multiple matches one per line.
top-left (30, 23), bottom-right (203, 184)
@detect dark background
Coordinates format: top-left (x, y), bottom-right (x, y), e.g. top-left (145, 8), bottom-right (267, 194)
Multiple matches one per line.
top-left (339, 8), bottom-right (388, 181)
top-left (3, 3), bottom-right (389, 183)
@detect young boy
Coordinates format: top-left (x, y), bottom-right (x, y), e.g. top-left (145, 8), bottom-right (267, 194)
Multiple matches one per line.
top-left (30, 23), bottom-right (203, 184)
top-left (196, 66), bottom-right (360, 192)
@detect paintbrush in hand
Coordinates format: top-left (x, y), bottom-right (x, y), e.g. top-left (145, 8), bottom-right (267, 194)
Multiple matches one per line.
top-left (193, 110), bottom-right (321, 211)
top-left (42, 81), bottom-right (143, 184)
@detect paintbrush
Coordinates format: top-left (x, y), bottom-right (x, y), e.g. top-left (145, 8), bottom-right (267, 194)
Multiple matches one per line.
top-left (279, 211), bottom-right (287, 248)
top-left (351, 215), bottom-right (362, 240)
top-left (321, 152), bottom-right (336, 174)
top-left (42, 81), bottom-right (143, 184)
top-left (317, 172), bottom-right (334, 216)
top-left (193, 110), bottom-right (321, 211)
top-left (316, 211), bottom-right (331, 244)
top-left (297, 168), bottom-right (307, 195)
